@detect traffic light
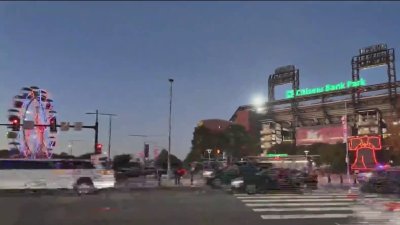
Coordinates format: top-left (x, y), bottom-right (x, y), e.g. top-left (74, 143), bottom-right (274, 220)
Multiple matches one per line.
top-left (49, 117), bottom-right (57, 133)
top-left (217, 149), bottom-right (221, 154)
top-left (144, 144), bottom-right (149, 158)
top-left (95, 143), bottom-right (103, 154)
top-left (10, 116), bottom-right (20, 131)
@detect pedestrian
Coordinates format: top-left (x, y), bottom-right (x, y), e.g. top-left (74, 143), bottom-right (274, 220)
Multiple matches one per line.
top-left (340, 174), bottom-right (343, 185)
top-left (174, 168), bottom-right (179, 185)
top-left (189, 163), bottom-right (195, 186)
top-left (177, 167), bottom-right (185, 185)
top-left (327, 173), bottom-right (331, 184)
top-left (157, 169), bottom-right (162, 186)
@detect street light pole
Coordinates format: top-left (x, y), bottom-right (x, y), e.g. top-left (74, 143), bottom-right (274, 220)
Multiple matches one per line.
top-left (106, 114), bottom-right (117, 162)
top-left (168, 78), bottom-right (174, 178)
top-left (344, 101), bottom-right (350, 184)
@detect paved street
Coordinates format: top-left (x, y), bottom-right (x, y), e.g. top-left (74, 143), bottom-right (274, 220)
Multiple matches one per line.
top-left (0, 188), bottom-right (263, 225)
top-left (1, 185), bottom-right (400, 225)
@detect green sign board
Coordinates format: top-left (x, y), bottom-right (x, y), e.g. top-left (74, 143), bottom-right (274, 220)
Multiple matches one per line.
top-left (266, 154), bottom-right (288, 157)
top-left (285, 78), bottom-right (366, 99)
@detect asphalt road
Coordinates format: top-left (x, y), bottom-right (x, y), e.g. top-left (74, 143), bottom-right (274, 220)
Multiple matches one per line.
top-left (0, 188), bottom-right (263, 225)
top-left (0, 187), bottom-right (382, 225)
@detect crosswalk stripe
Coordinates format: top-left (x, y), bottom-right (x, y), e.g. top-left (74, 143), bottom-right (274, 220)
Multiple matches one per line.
top-left (253, 207), bottom-right (351, 212)
top-left (234, 192), bottom-right (392, 221)
top-left (233, 193), bottom-right (299, 197)
top-left (242, 199), bottom-right (354, 202)
top-left (260, 213), bottom-right (353, 220)
top-left (237, 195), bottom-right (350, 199)
top-left (246, 202), bottom-right (351, 207)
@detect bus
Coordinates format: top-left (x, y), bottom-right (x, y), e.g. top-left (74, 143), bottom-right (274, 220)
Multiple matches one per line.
top-left (0, 159), bottom-right (115, 194)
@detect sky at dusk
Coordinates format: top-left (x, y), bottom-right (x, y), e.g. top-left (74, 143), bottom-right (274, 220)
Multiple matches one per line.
top-left (0, 2), bottom-right (399, 159)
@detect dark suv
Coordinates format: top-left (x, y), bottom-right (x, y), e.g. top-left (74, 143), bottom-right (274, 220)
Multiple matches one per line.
top-left (361, 168), bottom-right (400, 194)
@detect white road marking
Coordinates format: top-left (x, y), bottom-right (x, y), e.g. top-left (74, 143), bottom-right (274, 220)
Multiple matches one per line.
top-left (237, 195), bottom-right (350, 199)
top-left (260, 213), bottom-right (353, 219)
top-left (233, 193), bottom-right (299, 197)
top-left (246, 202), bottom-right (351, 207)
top-left (253, 207), bottom-right (351, 212)
top-left (242, 198), bottom-right (354, 202)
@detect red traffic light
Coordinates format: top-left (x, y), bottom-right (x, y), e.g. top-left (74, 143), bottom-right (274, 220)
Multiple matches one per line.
top-left (10, 117), bottom-right (20, 131)
top-left (95, 143), bottom-right (103, 154)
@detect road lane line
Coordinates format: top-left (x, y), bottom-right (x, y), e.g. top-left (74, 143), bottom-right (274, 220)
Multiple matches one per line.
top-left (253, 207), bottom-right (351, 212)
top-left (260, 213), bottom-right (353, 219)
top-left (246, 202), bottom-right (351, 207)
top-left (242, 199), bottom-right (354, 202)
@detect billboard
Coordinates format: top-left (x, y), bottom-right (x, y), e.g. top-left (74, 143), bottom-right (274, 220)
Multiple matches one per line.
top-left (296, 124), bottom-right (349, 146)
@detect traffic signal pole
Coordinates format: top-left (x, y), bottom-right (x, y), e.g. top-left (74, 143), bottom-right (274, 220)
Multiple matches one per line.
top-left (94, 110), bottom-right (99, 154)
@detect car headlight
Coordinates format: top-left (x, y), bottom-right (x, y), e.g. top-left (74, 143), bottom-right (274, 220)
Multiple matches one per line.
top-left (231, 179), bottom-right (244, 186)
top-left (203, 171), bottom-right (214, 176)
top-left (365, 173), bottom-right (372, 178)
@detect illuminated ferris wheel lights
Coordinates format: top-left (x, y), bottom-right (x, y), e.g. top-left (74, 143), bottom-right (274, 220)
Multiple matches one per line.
top-left (7, 86), bottom-right (57, 159)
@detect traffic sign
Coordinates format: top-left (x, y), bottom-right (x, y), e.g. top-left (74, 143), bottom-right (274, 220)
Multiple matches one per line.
top-left (206, 149), bottom-right (212, 154)
top-left (60, 122), bottom-right (70, 131)
top-left (23, 120), bottom-right (34, 130)
top-left (74, 122), bottom-right (83, 131)
top-left (267, 153), bottom-right (288, 157)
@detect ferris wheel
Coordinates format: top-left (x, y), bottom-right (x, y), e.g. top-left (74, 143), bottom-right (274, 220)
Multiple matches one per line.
top-left (7, 86), bottom-right (57, 159)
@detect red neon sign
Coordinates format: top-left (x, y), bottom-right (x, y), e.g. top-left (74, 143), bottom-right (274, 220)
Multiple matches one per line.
top-left (349, 135), bottom-right (382, 171)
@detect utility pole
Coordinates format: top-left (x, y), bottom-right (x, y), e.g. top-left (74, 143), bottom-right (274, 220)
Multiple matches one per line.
top-left (168, 78), bottom-right (174, 178)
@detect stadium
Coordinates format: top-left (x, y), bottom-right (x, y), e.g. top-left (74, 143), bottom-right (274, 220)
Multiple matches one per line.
top-left (230, 43), bottom-right (399, 171)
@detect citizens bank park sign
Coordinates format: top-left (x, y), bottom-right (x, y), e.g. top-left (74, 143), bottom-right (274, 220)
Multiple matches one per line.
top-left (285, 78), bottom-right (366, 99)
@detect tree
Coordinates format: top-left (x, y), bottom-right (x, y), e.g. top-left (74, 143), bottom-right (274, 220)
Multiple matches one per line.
top-left (185, 126), bottom-right (212, 164)
top-left (316, 143), bottom-right (346, 173)
top-left (223, 124), bottom-right (260, 159)
top-left (52, 152), bottom-right (75, 159)
top-left (156, 149), bottom-right (182, 169)
top-left (185, 124), bottom-right (260, 163)
top-left (270, 142), bottom-right (347, 172)
top-left (76, 153), bottom-right (94, 159)
top-left (112, 154), bottom-right (132, 169)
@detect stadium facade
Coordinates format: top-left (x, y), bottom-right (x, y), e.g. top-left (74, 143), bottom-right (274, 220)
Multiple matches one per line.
top-left (230, 44), bottom-right (399, 171)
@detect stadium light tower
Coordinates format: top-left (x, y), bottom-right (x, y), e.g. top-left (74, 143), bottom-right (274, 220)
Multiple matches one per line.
top-left (252, 95), bottom-right (266, 113)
